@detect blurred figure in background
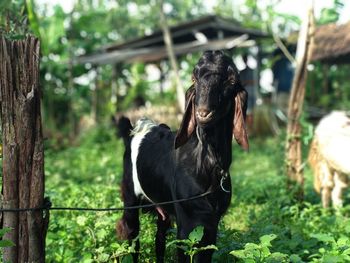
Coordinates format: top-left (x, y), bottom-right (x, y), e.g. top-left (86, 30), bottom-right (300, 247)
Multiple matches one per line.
top-left (272, 51), bottom-right (294, 122)
top-left (240, 53), bottom-right (257, 133)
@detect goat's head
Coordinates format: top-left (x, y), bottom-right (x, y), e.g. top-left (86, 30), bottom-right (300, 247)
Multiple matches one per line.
top-left (175, 50), bottom-right (249, 150)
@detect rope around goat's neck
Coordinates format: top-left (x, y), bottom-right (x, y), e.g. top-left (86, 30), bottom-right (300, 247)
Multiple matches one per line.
top-left (196, 126), bottom-right (203, 145)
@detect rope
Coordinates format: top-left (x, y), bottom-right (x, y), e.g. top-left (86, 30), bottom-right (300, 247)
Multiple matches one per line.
top-left (1, 163), bottom-right (230, 213)
top-left (0, 189), bottom-right (214, 213)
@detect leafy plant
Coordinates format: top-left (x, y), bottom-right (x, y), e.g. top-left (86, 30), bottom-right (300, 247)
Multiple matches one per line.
top-left (109, 238), bottom-right (137, 263)
top-left (230, 234), bottom-right (291, 263)
top-left (0, 0), bottom-right (28, 38)
top-left (0, 228), bottom-right (15, 248)
top-left (309, 234), bottom-right (350, 262)
top-left (167, 226), bottom-right (218, 263)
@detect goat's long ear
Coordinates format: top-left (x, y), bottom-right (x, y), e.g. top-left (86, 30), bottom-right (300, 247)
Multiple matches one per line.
top-left (175, 86), bottom-right (196, 149)
top-left (233, 88), bottom-right (249, 151)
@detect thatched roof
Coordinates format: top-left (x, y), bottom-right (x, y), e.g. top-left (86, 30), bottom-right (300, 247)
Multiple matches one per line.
top-left (311, 21), bottom-right (350, 64)
top-left (76, 15), bottom-right (269, 65)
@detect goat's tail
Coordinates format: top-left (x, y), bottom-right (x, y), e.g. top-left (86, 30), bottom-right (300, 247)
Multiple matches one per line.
top-left (114, 115), bottom-right (133, 141)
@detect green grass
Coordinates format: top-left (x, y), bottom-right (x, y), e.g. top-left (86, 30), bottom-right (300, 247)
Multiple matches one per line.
top-left (42, 127), bottom-right (350, 262)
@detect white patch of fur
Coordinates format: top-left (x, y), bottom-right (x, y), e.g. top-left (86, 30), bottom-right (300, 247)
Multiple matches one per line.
top-left (310, 111), bottom-right (350, 207)
top-left (130, 118), bottom-right (157, 200)
top-left (316, 111), bottom-right (350, 174)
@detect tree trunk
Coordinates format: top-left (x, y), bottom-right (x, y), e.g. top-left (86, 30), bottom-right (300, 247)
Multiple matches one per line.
top-left (0, 36), bottom-right (48, 263)
top-left (285, 3), bottom-right (315, 200)
top-left (111, 64), bottom-right (118, 113)
top-left (159, 0), bottom-right (185, 112)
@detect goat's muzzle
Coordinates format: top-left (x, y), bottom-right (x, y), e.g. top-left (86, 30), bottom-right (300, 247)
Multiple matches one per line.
top-left (196, 108), bottom-right (215, 125)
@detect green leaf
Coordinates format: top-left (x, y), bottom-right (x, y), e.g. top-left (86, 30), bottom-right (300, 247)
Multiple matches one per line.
top-left (97, 252), bottom-right (109, 262)
top-left (0, 228), bottom-right (12, 237)
top-left (345, 224), bottom-right (350, 234)
top-left (311, 233), bottom-right (335, 244)
top-left (261, 246), bottom-right (271, 257)
top-left (323, 254), bottom-right (345, 263)
top-left (268, 252), bottom-right (289, 262)
top-left (289, 254), bottom-right (303, 263)
top-left (82, 252), bottom-right (93, 263)
top-left (0, 239), bottom-right (15, 247)
top-left (177, 245), bottom-right (188, 252)
top-left (76, 215), bottom-right (87, 226)
top-left (166, 239), bottom-right (188, 248)
top-left (96, 229), bottom-right (107, 239)
top-left (336, 236), bottom-right (350, 246)
top-left (244, 242), bottom-right (260, 250)
top-left (343, 248), bottom-right (350, 256)
top-left (319, 247), bottom-right (326, 254)
top-left (230, 249), bottom-right (247, 259)
top-left (188, 226), bottom-right (204, 243)
top-left (260, 234), bottom-right (277, 246)
top-left (25, 0), bottom-right (41, 38)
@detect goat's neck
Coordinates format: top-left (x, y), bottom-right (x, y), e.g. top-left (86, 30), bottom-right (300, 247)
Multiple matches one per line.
top-left (195, 118), bottom-right (233, 172)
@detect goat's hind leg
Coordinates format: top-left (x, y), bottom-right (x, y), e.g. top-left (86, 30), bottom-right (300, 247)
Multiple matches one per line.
top-left (116, 181), bottom-right (141, 262)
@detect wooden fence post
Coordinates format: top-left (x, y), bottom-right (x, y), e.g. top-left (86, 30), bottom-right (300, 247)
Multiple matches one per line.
top-left (0, 36), bottom-right (48, 262)
top-left (159, 0), bottom-right (186, 113)
top-left (285, 3), bottom-right (315, 200)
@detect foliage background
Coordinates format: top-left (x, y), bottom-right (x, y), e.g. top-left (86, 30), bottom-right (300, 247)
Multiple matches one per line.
top-left (1, 0), bottom-right (350, 262)
top-left (1, 0), bottom-right (349, 137)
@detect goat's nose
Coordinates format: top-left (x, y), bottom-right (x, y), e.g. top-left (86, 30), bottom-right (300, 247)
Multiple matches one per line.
top-left (196, 108), bottom-right (210, 118)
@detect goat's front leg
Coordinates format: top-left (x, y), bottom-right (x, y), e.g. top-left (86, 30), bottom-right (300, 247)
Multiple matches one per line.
top-left (155, 211), bottom-right (171, 263)
top-left (176, 219), bottom-right (196, 263)
top-left (195, 219), bottom-right (219, 263)
top-left (176, 212), bottom-right (219, 263)
top-left (331, 171), bottom-right (347, 208)
top-left (320, 162), bottom-right (333, 208)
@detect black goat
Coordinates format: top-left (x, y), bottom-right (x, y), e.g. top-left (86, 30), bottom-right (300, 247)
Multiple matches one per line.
top-left (116, 50), bottom-right (248, 263)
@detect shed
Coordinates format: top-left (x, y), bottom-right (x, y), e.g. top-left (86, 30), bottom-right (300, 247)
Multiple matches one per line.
top-left (76, 15), bottom-right (271, 130)
top-left (311, 21), bottom-right (350, 64)
top-left (76, 15), bottom-right (269, 65)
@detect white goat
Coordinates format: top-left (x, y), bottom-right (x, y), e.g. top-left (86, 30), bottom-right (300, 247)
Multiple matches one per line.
top-left (308, 111), bottom-right (350, 208)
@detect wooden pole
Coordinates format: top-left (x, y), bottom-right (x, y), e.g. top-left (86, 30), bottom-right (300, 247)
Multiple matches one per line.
top-left (159, 0), bottom-right (185, 112)
top-left (111, 64), bottom-right (118, 112)
top-left (0, 36), bottom-right (48, 263)
top-left (285, 2), bottom-right (315, 199)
